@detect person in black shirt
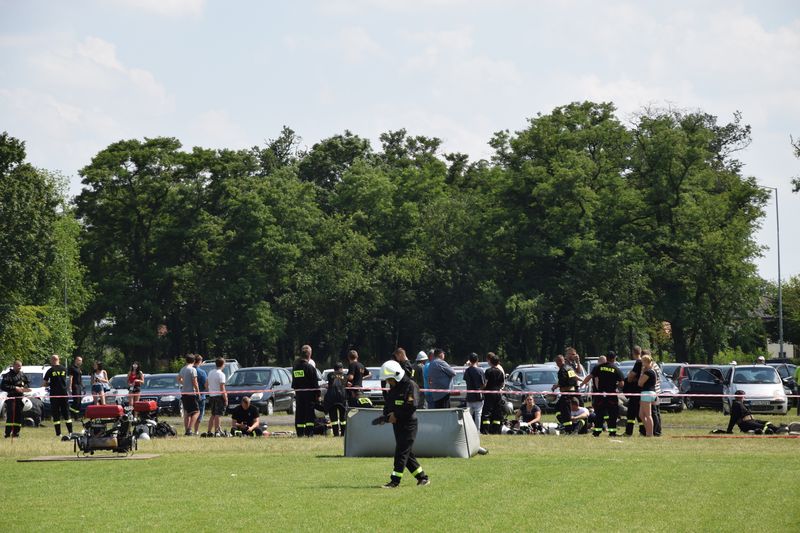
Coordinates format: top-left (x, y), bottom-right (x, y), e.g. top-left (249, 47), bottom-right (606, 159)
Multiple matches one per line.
top-left (377, 351), bottom-right (429, 489)
top-left (623, 346), bottom-right (643, 436)
top-left (553, 355), bottom-right (579, 433)
top-left (463, 353), bottom-right (485, 430)
top-left (636, 355), bottom-right (658, 437)
top-left (582, 351), bottom-right (625, 437)
top-left (726, 390), bottom-right (782, 434)
top-left (324, 362), bottom-right (348, 436)
top-left (515, 395), bottom-right (542, 433)
top-left (482, 353), bottom-right (506, 434)
top-left (292, 344), bottom-right (320, 437)
top-left (68, 356), bottom-right (83, 417)
top-left (346, 349), bottom-right (371, 408)
top-left (43, 354), bottom-right (73, 438)
top-left (1, 360), bottom-right (30, 438)
top-left (230, 396), bottom-right (263, 436)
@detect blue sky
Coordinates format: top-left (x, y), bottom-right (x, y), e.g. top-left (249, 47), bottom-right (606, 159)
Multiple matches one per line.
top-left (1, 0), bottom-right (799, 280)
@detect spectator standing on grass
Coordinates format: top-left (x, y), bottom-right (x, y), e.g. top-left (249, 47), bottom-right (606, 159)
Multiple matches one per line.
top-left (177, 354), bottom-right (200, 436)
top-left (204, 358), bottom-right (227, 437)
top-left (68, 356), bottom-right (83, 417)
top-left (292, 344), bottom-right (320, 437)
top-left (427, 349), bottom-right (456, 408)
top-left (623, 346), bottom-right (643, 436)
top-left (482, 353), bottom-right (505, 434)
top-left (43, 354), bottom-right (73, 439)
top-left (645, 350), bottom-right (662, 437)
top-left (127, 362), bottom-right (144, 406)
top-left (2, 360), bottom-right (30, 438)
top-left (346, 349), bottom-right (371, 408)
top-left (463, 353), bottom-right (485, 429)
top-left (422, 350), bottom-right (434, 408)
top-left (637, 355), bottom-right (657, 437)
top-left (552, 355), bottom-right (579, 434)
top-left (231, 396), bottom-right (262, 436)
top-left (193, 355), bottom-right (208, 435)
top-left (91, 361), bottom-right (109, 405)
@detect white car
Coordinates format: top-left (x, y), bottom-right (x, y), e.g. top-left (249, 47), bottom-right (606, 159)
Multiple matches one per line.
top-left (722, 365), bottom-right (788, 415)
top-left (0, 364), bottom-right (50, 420)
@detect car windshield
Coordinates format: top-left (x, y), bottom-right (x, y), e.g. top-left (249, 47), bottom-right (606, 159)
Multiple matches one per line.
top-left (228, 370), bottom-right (271, 386)
top-left (453, 371), bottom-right (465, 386)
top-left (733, 368), bottom-right (780, 385)
top-left (110, 375), bottom-right (128, 388)
top-left (523, 370), bottom-right (558, 385)
top-left (143, 376), bottom-right (178, 389)
top-left (27, 372), bottom-right (45, 388)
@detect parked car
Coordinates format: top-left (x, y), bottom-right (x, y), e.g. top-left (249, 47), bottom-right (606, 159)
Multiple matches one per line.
top-left (362, 367), bottom-right (384, 406)
top-left (449, 367), bottom-right (467, 408)
top-left (140, 373), bottom-right (182, 415)
top-left (767, 363), bottom-right (798, 407)
top-left (505, 365), bottom-right (560, 412)
top-left (658, 375), bottom-right (684, 412)
top-left (198, 359), bottom-right (240, 381)
top-left (660, 363), bottom-right (686, 382)
top-left (678, 366), bottom-right (728, 410)
top-left (226, 367), bottom-right (295, 415)
top-left (722, 365), bottom-right (788, 415)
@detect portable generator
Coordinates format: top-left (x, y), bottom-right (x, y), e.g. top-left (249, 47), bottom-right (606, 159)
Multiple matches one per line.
top-left (73, 404), bottom-right (136, 456)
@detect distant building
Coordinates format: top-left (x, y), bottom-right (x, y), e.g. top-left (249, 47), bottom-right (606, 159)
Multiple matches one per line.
top-left (767, 343), bottom-right (795, 359)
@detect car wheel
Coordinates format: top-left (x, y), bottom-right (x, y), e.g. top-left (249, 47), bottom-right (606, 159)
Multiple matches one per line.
top-left (287, 398), bottom-right (296, 415)
top-left (266, 399), bottom-right (274, 416)
top-left (685, 397), bottom-right (695, 410)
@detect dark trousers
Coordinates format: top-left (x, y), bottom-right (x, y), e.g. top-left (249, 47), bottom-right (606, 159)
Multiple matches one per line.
top-left (433, 395), bottom-right (451, 409)
top-left (4, 398), bottom-right (23, 437)
top-left (295, 392), bottom-right (316, 437)
top-left (348, 395), bottom-right (372, 408)
top-left (739, 420), bottom-right (769, 433)
top-left (390, 419), bottom-right (425, 484)
top-left (233, 426), bottom-right (263, 437)
top-left (593, 396), bottom-right (620, 435)
top-left (50, 397), bottom-right (73, 435)
top-left (556, 395), bottom-right (574, 433)
top-left (625, 396), bottom-right (640, 435)
top-left (328, 404), bottom-right (346, 436)
top-left (482, 394), bottom-right (503, 434)
top-left (70, 393), bottom-right (82, 417)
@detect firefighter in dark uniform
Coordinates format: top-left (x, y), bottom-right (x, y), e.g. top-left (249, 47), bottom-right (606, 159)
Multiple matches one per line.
top-left (291, 344), bottom-right (320, 437)
top-left (382, 348), bottom-right (415, 403)
top-left (68, 356), bottom-right (84, 417)
top-left (482, 353), bottom-right (505, 434)
top-left (377, 352), bottom-right (430, 488)
top-left (43, 354), bottom-right (74, 438)
top-left (582, 350), bottom-right (625, 437)
top-left (552, 355), bottom-right (579, 433)
top-left (346, 349), bottom-right (372, 408)
top-left (2, 360), bottom-right (30, 438)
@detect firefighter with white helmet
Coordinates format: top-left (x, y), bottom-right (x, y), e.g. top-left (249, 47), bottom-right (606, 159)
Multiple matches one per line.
top-left (376, 349), bottom-right (430, 488)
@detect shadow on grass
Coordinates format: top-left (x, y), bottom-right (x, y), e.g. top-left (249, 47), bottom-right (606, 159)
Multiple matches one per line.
top-left (315, 454), bottom-right (346, 458)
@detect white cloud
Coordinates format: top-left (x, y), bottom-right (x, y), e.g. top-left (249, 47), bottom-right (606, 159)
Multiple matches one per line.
top-left (110, 0), bottom-right (205, 17)
top-left (338, 27), bottom-right (384, 63)
top-left (186, 110), bottom-right (249, 149)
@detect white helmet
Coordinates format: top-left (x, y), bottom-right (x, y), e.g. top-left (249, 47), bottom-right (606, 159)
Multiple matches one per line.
top-left (415, 351), bottom-right (428, 362)
top-left (138, 432), bottom-right (150, 441)
top-left (380, 360), bottom-right (405, 382)
top-left (22, 398), bottom-right (33, 412)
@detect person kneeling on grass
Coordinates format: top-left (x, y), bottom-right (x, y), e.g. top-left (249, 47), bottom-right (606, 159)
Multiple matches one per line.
top-left (726, 390), bottom-right (786, 435)
top-left (230, 396), bottom-right (263, 437)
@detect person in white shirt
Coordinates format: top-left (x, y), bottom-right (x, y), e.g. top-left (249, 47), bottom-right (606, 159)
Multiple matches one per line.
top-left (204, 358), bottom-right (227, 437)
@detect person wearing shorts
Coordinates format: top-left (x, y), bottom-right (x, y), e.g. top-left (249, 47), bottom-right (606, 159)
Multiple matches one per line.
top-left (177, 355), bottom-right (199, 436)
top-left (637, 354), bottom-right (657, 437)
top-left (192, 355), bottom-right (207, 435)
top-left (204, 358), bottom-right (227, 437)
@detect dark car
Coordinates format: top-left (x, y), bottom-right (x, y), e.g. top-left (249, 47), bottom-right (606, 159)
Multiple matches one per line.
top-left (226, 367), bottom-right (295, 416)
top-left (678, 366), bottom-right (728, 410)
top-left (767, 362), bottom-right (798, 406)
top-left (660, 363), bottom-right (686, 382)
top-left (140, 373), bottom-right (182, 415)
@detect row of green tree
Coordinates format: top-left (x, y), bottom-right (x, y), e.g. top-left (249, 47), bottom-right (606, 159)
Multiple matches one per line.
top-left (1, 102), bottom-right (796, 371)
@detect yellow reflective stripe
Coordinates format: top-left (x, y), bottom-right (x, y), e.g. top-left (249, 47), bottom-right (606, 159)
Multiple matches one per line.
top-left (340, 421), bottom-right (346, 426)
top-left (411, 467), bottom-right (423, 476)
top-left (482, 420), bottom-right (490, 424)
top-left (391, 471), bottom-right (403, 478)
top-left (358, 398), bottom-right (372, 405)
top-left (4, 423), bottom-right (22, 427)
top-left (394, 400), bottom-right (404, 405)
top-left (293, 370), bottom-right (304, 378)
top-left (491, 421), bottom-right (501, 424)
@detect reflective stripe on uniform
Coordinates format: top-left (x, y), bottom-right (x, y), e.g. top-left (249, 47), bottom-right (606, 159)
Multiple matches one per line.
top-left (394, 400), bottom-right (404, 405)
top-left (391, 471), bottom-right (404, 478)
top-left (4, 423), bottom-right (22, 427)
top-left (358, 398), bottom-right (372, 405)
top-left (293, 370), bottom-right (304, 378)
top-left (411, 467), bottom-right (423, 477)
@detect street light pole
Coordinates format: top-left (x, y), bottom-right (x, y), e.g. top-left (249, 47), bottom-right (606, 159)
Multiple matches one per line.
top-left (760, 185), bottom-right (784, 358)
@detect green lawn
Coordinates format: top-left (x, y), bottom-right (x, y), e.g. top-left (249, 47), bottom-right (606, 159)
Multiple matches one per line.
top-left (1, 409), bottom-right (798, 532)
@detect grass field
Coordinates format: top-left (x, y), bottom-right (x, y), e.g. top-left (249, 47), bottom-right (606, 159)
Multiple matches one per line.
top-left (1, 409), bottom-right (798, 532)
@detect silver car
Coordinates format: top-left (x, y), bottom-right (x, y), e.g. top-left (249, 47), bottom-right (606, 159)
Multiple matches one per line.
top-left (722, 365), bottom-right (788, 415)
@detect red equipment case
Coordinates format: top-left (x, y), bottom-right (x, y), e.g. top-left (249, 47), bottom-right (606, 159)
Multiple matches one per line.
top-left (85, 404), bottom-right (124, 419)
top-left (133, 400), bottom-right (158, 413)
